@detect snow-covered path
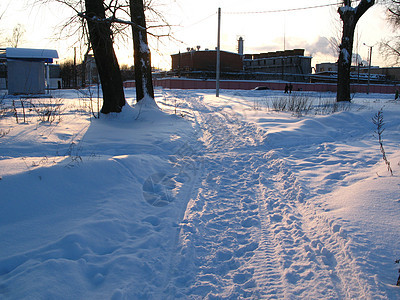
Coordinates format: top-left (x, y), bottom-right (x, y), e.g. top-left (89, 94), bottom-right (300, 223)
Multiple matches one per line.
top-left (1, 89), bottom-right (399, 299)
top-left (161, 92), bottom-right (386, 299)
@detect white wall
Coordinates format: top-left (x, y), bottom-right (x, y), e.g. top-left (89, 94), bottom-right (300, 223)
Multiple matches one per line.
top-left (8, 60), bottom-right (45, 94)
top-left (0, 78), bottom-right (6, 90)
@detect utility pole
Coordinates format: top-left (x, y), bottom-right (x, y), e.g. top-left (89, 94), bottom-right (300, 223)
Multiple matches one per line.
top-left (367, 45), bottom-right (372, 94)
top-left (73, 47), bottom-right (77, 88)
top-left (364, 43), bottom-right (373, 94)
top-left (216, 7), bottom-right (221, 97)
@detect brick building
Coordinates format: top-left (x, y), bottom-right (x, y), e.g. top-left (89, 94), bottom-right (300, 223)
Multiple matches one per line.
top-left (171, 50), bottom-right (243, 73)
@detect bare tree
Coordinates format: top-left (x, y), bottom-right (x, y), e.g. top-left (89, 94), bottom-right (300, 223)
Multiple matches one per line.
top-left (7, 24), bottom-right (26, 48)
top-left (84, 0), bottom-right (126, 113)
top-left (380, 0), bottom-right (400, 65)
top-left (380, 38), bottom-right (400, 65)
top-left (337, 0), bottom-right (375, 102)
top-left (35, 0), bottom-right (125, 113)
top-left (386, 0), bottom-right (400, 25)
top-left (130, 0), bottom-right (154, 102)
top-left (328, 6), bottom-right (342, 57)
top-left (37, 0), bottom-right (172, 109)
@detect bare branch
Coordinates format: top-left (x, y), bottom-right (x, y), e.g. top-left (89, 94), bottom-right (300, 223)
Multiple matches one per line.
top-left (380, 39), bottom-right (400, 66)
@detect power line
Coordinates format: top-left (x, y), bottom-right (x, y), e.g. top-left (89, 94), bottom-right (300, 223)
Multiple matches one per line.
top-left (173, 2), bottom-right (344, 49)
top-left (224, 3), bottom-right (341, 15)
top-left (182, 12), bottom-right (217, 29)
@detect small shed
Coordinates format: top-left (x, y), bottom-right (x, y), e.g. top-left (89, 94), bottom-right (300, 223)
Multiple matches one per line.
top-left (5, 48), bottom-right (59, 95)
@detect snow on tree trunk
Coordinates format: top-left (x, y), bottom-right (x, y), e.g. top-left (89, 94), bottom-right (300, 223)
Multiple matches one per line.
top-left (337, 0), bottom-right (375, 102)
top-left (130, 0), bottom-right (155, 104)
top-left (85, 0), bottom-right (126, 113)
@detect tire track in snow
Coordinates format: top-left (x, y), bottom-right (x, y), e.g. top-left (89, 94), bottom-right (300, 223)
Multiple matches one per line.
top-left (161, 95), bottom-right (288, 298)
top-left (162, 92), bottom-right (375, 299)
top-left (166, 106), bottom-right (273, 298)
top-left (164, 94), bottom-right (307, 298)
top-left (253, 154), bottom-right (346, 299)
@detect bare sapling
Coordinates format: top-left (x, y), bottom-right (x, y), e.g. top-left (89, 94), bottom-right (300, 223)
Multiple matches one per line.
top-left (396, 259), bottom-right (400, 286)
top-left (30, 98), bottom-right (64, 124)
top-left (271, 93), bottom-right (312, 116)
top-left (12, 100), bottom-right (19, 123)
top-left (78, 87), bottom-right (100, 120)
top-left (0, 95), bottom-right (9, 119)
top-left (0, 128), bottom-right (10, 138)
top-left (20, 99), bottom-right (26, 123)
top-left (372, 109), bottom-right (393, 175)
top-left (87, 84), bottom-right (100, 119)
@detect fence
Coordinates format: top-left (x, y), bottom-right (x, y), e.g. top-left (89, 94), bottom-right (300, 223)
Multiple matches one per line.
top-left (123, 78), bottom-right (399, 94)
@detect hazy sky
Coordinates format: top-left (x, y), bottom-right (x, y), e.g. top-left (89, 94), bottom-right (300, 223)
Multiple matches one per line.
top-left (0, 0), bottom-right (394, 70)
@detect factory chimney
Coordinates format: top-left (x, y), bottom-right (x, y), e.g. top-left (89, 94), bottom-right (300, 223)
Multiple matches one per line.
top-left (238, 37), bottom-right (244, 55)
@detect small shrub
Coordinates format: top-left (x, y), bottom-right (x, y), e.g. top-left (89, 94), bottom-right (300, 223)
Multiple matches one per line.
top-left (0, 95), bottom-right (9, 119)
top-left (30, 98), bottom-right (64, 123)
top-left (12, 100), bottom-right (19, 123)
top-left (271, 93), bottom-right (312, 116)
top-left (372, 109), bottom-right (393, 175)
top-left (268, 93), bottom-right (352, 116)
top-left (288, 94), bottom-right (313, 116)
top-left (77, 87), bottom-right (100, 119)
top-left (0, 128), bottom-right (10, 138)
top-left (65, 142), bottom-right (83, 167)
top-left (271, 97), bottom-right (287, 111)
top-left (314, 99), bottom-right (351, 115)
top-left (252, 99), bottom-right (262, 111)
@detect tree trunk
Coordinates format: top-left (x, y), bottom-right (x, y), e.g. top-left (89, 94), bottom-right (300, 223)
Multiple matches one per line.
top-left (130, 0), bottom-right (154, 102)
top-left (337, 0), bottom-right (375, 102)
top-left (85, 0), bottom-right (126, 113)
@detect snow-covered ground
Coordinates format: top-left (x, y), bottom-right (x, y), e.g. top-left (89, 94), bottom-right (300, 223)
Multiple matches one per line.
top-left (0, 87), bottom-right (399, 299)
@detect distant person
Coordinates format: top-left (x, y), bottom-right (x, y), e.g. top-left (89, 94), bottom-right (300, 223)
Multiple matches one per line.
top-left (284, 84), bottom-right (289, 94)
top-left (289, 83), bottom-right (293, 94)
top-left (395, 90), bottom-right (399, 100)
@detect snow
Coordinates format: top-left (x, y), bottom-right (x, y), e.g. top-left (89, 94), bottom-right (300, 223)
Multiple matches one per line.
top-left (339, 5), bottom-right (356, 15)
top-left (5, 48), bottom-right (59, 60)
top-left (139, 32), bottom-right (150, 54)
top-left (341, 48), bottom-right (351, 64)
top-left (0, 88), bottom-right (400, 299)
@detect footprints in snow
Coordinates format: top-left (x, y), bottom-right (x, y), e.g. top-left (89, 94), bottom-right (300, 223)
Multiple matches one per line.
top-left (142, 172), bottom-right (177, 207)
top-left (165, 95), bottom-right (356, 299)
top-left (170, 151), bottom-right (268, 298)
top-left (142, 170), bottom-right (191, 207)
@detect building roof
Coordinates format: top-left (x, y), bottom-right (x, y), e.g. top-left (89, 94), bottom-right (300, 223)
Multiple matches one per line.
top-left (171, 49), bottom-right (241, 57)
top-left (4, 48), bottom-right (59, 62)
top-left (244, 49), bottom-right (310, 60)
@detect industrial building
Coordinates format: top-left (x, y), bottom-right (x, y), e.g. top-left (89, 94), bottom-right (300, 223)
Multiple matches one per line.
top-left (313, 62), bottom-right (395, 84)
top-left (315, 62), bottom-right (338, 73)
top-left (170, 36), bottom-right (312, 82)
top-left (243, 49), bottom-right (312, 81)
top-left (365, 67), bottom-right (400, 82)
top-left (169, 38), bottom-right (399, 85)
top-left (171, 48), bottom-right (243, 76)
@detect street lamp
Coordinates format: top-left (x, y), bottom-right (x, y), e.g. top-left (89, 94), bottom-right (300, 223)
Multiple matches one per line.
top-left (363, 43), bottom-right (373, 94)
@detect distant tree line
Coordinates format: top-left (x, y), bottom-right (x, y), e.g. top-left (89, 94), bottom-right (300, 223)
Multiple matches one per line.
top-left (59, 59), bottom-right (135, 89)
